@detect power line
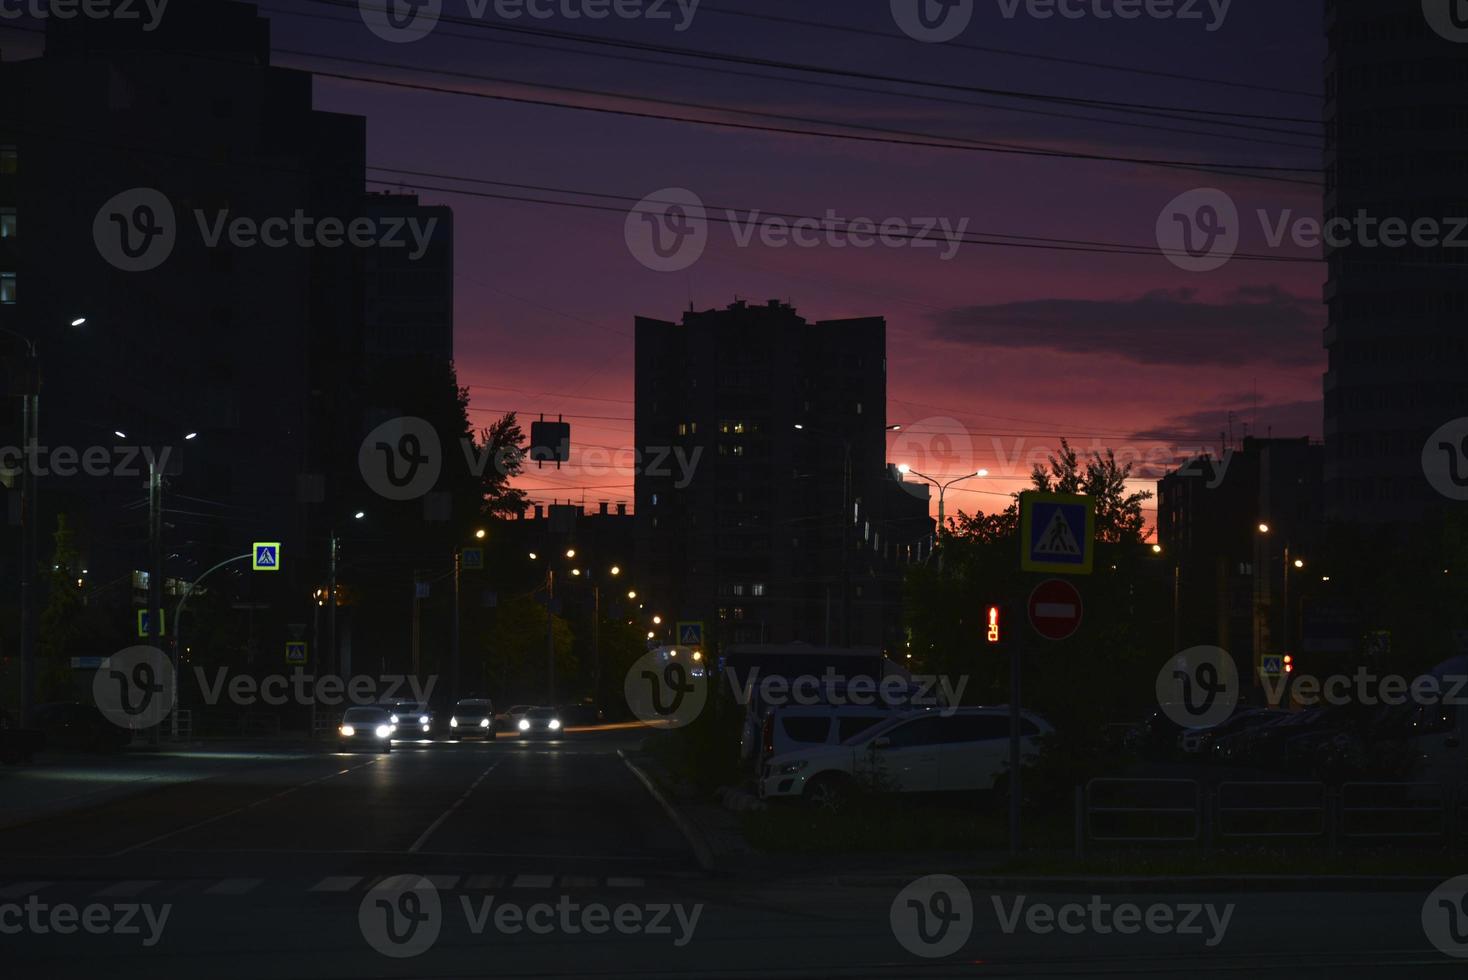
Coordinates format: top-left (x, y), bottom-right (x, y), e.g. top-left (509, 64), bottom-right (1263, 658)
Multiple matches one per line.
top-left (258, 5), bottom-right (1319, 148)
top-left (284, 50), bottom-right (1321, 186)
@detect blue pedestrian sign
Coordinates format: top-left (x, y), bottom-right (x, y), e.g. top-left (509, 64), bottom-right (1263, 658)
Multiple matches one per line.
top-left (461, 547), bottom-right (485, 571)
top-left (1019, 492), bottom-right (1095, 575)
top-left (676, 621), bottom-right (704, 647)
top-left (252, 542), bottom-right (282, 572)
top-left (285, 641), bottom-right (308, 665)
top-left (1260, 654), bottom-right (1283, 677)
top-left (136, 609), bottom-right (166, 637)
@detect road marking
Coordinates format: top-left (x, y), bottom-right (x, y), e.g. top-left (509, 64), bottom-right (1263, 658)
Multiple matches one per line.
top-left (93, 880), bottom-right (158, 897)
top-left (618, 750), bottom-right (715, 872)
top-left (407, 762), bottom-right (499, 854)
top-left (308, 876), bottom-right (362, 893)
top-left (203, 878), bottom-right (262, 895)
top-left (109, 758), bottom-right (381, 857)
top-left (511, 874), bottom-right (555, 888)
top-left (425, 875), bottom-right (459, 890)
top-left (464, 874), bottom-right (505, 889)
top-left (559, 875), bottom-right (598, 888)
top-left (606, 877), bottom-right (645, 888)
top-left (0, 881), bottom-right (51, 898)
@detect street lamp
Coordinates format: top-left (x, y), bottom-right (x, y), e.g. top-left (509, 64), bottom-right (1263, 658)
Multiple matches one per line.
top-left (326, 508), bottom-right (367, 682)
top-left (897, 464), bottom-right (990, 569)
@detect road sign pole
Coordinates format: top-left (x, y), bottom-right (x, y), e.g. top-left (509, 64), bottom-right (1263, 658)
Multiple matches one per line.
top-left (1009, 593), bottom-right (1023, 858)
top-left (451, 550), bottom-right (461, 703)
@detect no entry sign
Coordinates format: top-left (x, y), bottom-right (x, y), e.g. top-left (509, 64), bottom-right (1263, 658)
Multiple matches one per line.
top-left (1028, 578), bottom-right (1083, 641)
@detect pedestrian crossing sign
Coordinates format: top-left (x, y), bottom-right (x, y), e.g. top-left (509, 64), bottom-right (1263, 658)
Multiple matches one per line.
top-left (1260, 654), bottom-right (1282, 677)
top-left (252, 542), bottom-right (281, 571)
top-left (677, 621), bottom-right (704, 647)
top-left (1019, 492), bottom-right (1095, 575)
top-left (285, 641), bottom-right (308, 665)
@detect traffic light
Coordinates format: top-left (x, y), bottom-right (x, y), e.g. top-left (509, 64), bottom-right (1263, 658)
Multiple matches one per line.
top-left (986, 605), bottom-right (1001, 644)
top-left (1283, 654), bottom-right (1293, 674)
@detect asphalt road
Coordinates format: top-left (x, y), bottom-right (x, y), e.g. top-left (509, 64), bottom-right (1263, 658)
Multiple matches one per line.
top-left (1, 730), bottom-right (1462, 978)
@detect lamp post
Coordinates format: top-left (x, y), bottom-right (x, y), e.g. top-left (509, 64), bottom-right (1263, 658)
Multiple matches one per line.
top-left (569, 562), bottom-right (620, 713)
top-left (531, 548), bottom-right (576, 704)
top-left (4, 317), bottom-right (82, 724)
top-left (896, 464), bottom-right (989, 570)
top-left (452, 527), bottom-right (487, 703)
top-left (115, 425), bottom-right (198, 734)
top-left (326, 509), bottom-right (366, 682)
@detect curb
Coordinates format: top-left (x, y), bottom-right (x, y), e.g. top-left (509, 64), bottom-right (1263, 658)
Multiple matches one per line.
top-left (618, 750), bottom-right (717, 873)
top-left (806, 872), bottom-right (1453, 893)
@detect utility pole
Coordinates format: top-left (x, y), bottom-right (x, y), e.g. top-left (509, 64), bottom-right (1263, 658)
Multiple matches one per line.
top-left (451, 549), bottom-right (461, 703)
top-left (18, 358), bottom-right (37, 724)
top-left (841, 439), bottom-right (852, 648)
top-left (592, 584), bottom-right (600, 711)
top-left (326, 530), bottom-right (338, 680)
top-left (545, 568), bottom-right (555, 704)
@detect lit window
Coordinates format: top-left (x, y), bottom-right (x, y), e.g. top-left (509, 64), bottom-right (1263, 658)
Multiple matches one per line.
top-left (732, 584), bottom-right (745, 596)
top-left (677, 423), bottom-right (688, 436)
top-left (0, 272), bottom-right (15, 305)
top-left (0, 208), bottom-right (14, 239)
top-left (751, 583), bottom-right (766, 596)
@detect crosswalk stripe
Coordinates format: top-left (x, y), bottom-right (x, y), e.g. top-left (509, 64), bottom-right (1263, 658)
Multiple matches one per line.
top-left (308, 876), bottom-right (362, 892)
top-left (511, 874), bottom-right (554, 888)
top-left (93, 880), bottom-right (158, 897)
top-left (559, 875), bottom-right (598, 888)
top-left (464, 875), bottom-right (505, 889)
top-left (425, 875), bottom-right (459, 890)
top-left (606, 877), bottom-right (645, 888)
top-left (0, 881), bottom-right (51, 899)
top-left (204, 878), bottom-right (263, 896)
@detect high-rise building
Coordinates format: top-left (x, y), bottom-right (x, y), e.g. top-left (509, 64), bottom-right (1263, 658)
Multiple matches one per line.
top-left (0, 3), bottom-right (455, 682)
top-left (1158, 436), bottom-right (1323, 676)
top-left (1322, 1), bottom-right (1468, 524)
top-left (633, 300), bottom-right (932, 654)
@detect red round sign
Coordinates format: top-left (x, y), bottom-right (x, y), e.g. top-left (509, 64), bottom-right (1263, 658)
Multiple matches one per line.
top-left (1028, 579), bottom-right (1083, 641)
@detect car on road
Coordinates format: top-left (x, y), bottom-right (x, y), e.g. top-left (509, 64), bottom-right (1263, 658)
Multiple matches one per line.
top-left (338, 706), bottom-right (395, 752)
top-left (384, 700), bottom-right (435, 736)
top-left (1178, 708), bottom-right (1286, 760)
top-left (0, 708), bottom-right (45, 764)
top-left (30, 702), bottom-right (132, 753)
top-left (449, 698), bottom-right (496, 739)
top-left (498, 704), bottom-right (533, 731)
top-left (759, 706), bottom-right (1053, 809)
top-left (516, 706), bottom-right (563, 736)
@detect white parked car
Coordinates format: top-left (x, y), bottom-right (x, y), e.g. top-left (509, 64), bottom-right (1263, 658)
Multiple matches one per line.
top-left (759, 706), bottom-right (1053, 808)
top-left (755, 704), bottom-right (897, 775)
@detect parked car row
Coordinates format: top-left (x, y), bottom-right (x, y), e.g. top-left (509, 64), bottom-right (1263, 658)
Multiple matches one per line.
top-left (758, 705), bottom-right (1053, 809)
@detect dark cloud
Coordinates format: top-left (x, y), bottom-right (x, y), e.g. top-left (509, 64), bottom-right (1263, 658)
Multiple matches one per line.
top-left (1130, 399), bottom-right (1323, 444)
top-left (927, 285), bottom-right (1323, 367)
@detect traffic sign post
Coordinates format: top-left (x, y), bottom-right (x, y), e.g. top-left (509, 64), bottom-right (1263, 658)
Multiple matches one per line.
top-left (1027, 579), bottom-right (1083, 642)
top-left (285, 641), bottom-right (308, 666)
top-left (136, 609), bottom-right (166, 638)
top-left (461, 547), bottom-right (485, 571)
top-left (676, 621), bottom-right (704, 647)
top-left (1019, 492), bottom-right (1095, 575)
top-left (252, 542), bottom-right (281, 572)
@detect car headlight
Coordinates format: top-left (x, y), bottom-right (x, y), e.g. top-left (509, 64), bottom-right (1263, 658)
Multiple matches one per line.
top-left (480, 718), bottom-right (490, 728)
top-left (340, 725), bottom-right (355, 736)
top-left (548, 718), bottom-right (561, 730)
top-left (389, 714), bottom-right (399, 724)
top-left (375, 724), bottom-right (392, 739)
top-left (450, 717), bottom-right (459, 727)
top-left (779, 761), bottom-right (808, 775)
top-left (518, 719), bottom-right (530, 730)
top-left (419, 715), bottom-right (429, 726)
